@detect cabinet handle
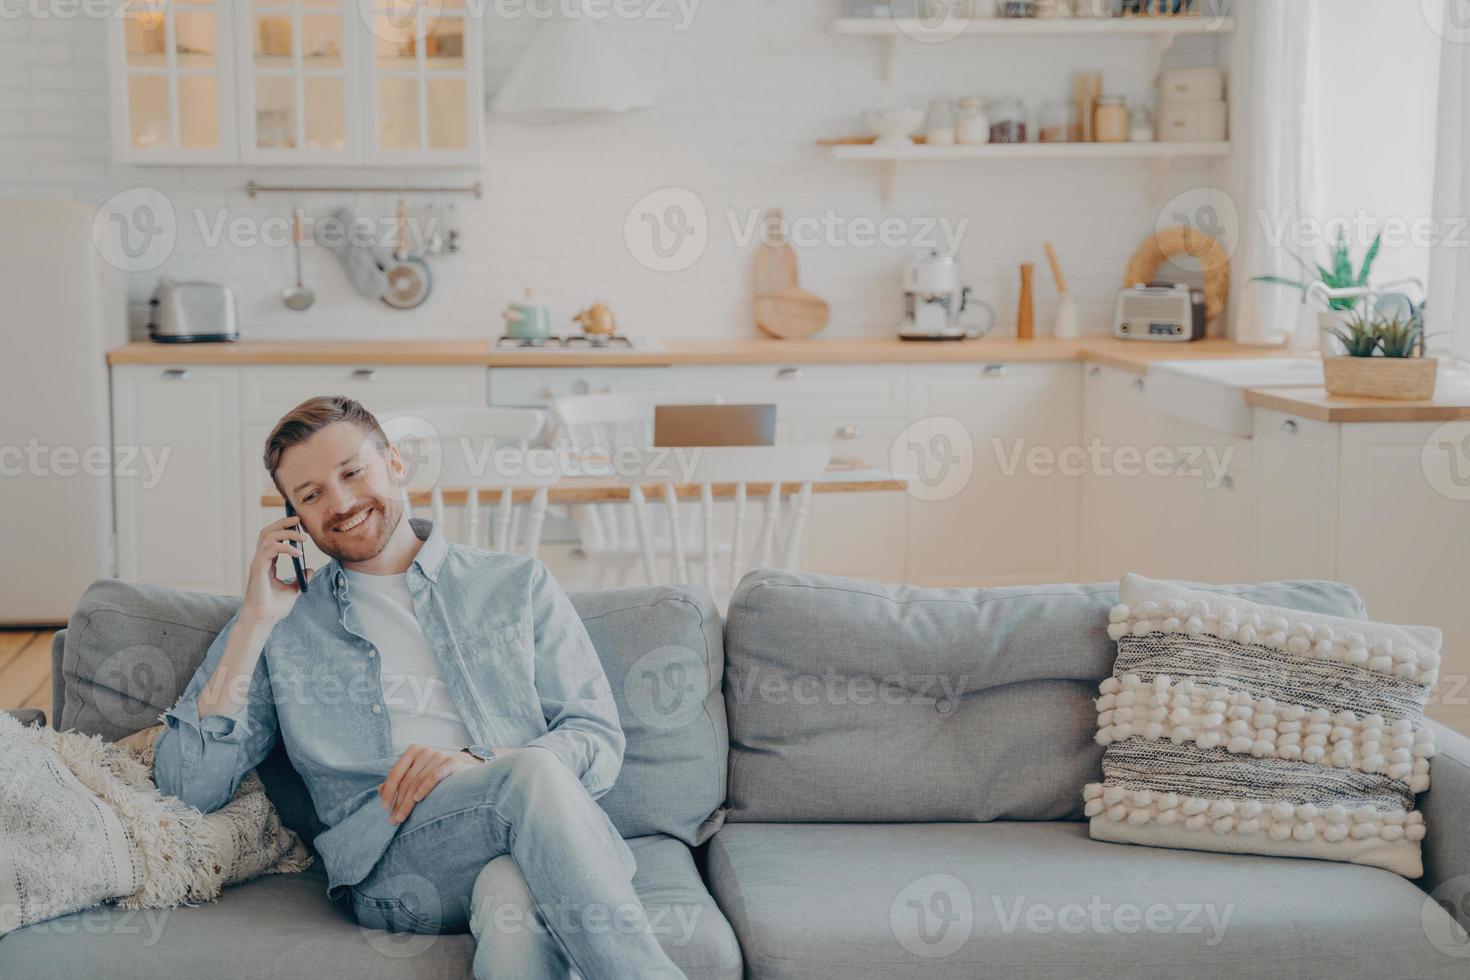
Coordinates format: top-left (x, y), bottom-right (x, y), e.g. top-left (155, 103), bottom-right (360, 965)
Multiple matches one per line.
top-left (162, 368), bottom-right (191, 380)
top-left (776, 367), bottom-right (802, 380)
top-left (835, 424), bottom-right (861, 440)
top-left (1281, 419), bottom-right (1298, 434)
top-left (1088, 365), bottom-right (1102, 377)
top-left (982, 364), bottom-right (1009, 377)
top-left (1130, 378), bottom-right (1145, 392)
top-left (351, 368), bottom-right (379, 381)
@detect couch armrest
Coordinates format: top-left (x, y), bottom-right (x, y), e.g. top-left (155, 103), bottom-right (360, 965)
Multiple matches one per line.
top-left (3, 707), bottom-right (46, 728)
top-left (1422, 720), bottom-right (1470, 922)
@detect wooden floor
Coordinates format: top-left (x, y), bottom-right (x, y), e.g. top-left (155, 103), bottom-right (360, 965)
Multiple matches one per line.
top-left (1, 628), bottom-right (58, 716)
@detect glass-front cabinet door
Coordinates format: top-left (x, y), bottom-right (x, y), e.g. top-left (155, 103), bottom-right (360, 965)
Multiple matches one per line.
top-left (363, 1), bottom-right (482, 165)
top-left (109, 1), bottom-right (237, 162)
top-left (238, 0), bottom-right (358, 163)
top-left (108, 0), bottom-right (483, 166)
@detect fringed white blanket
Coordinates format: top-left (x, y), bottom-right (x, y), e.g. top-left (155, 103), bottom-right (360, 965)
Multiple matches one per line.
top-left (0, 714), bottom-right (312, 936)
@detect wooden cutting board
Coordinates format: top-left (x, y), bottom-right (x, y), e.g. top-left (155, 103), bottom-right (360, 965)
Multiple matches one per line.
top-left (754, 287), bottom-right (830, 339)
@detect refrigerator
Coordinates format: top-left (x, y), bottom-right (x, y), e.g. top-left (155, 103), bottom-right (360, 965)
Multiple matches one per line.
top-left (0, 200), bottom-right (128, 624)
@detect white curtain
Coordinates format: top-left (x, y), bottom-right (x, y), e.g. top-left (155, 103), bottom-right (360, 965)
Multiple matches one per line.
top-left (1429, 2), bottom-right (1470, 363)
top-left (1227, 0), bottom-right (1321, 346)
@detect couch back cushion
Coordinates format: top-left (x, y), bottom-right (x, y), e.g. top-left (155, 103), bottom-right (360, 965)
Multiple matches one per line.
top-left (54, 577), bottom-right (727, 846)
top-left (722, 569), bottom-right (1369, 823)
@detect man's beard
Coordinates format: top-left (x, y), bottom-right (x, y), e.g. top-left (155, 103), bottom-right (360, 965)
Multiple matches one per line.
top-left (315, 494), bottom-right (403, 564)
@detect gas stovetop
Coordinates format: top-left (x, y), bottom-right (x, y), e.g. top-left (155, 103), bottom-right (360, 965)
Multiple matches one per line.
top-left (495, 334), bottom-right (635, 350)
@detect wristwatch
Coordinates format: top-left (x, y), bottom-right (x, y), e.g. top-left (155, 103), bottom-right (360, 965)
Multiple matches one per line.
top-left (462, 745), bottom-right (495, 763)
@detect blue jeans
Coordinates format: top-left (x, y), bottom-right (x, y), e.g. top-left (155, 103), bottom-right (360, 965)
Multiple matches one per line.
top-left (348, 747), bottom-right (685, 980)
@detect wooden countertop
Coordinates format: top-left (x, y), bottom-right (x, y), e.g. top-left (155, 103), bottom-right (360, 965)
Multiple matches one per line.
top-left (1245, 383), bottom-right (1470, 423)
top-left (107, 336), bottom-right (1470, 423)
top-left (106, 335), bottom-right (1285, 370)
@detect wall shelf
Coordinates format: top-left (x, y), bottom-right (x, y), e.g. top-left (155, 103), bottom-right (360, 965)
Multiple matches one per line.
top-left (833, 16), bottom-right (1235, 38)
top-left (835, 15), bottom-right (1235, 81)
top-left (826, 140), bottom-right (1231, 203)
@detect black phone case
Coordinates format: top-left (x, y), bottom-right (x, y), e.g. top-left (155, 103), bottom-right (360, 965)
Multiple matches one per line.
top-left (285, 502), bottom-right (308, 593)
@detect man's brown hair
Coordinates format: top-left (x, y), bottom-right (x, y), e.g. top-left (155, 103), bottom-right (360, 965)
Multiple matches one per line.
top-left (263, 395), bottom-right (389, 500)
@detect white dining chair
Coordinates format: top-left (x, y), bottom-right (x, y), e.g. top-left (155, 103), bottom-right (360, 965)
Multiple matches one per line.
top-left (380, 406), bottom-right (554, 556)
top-left (615, 444), bottom-right (832, 593)
top-left (550, 391), bottom-right (723, 586)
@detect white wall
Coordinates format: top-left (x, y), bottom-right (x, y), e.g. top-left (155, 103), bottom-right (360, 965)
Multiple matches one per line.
top-left (1314, 0), bottom-right (1442, 294)
top-left (0, 3), bottom-right (1225, 342)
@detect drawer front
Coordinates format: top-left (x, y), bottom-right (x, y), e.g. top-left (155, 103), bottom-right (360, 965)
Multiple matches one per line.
top-left (673, 364), bottom-right (907, 420)
top-left (788, 418), bottom-right (906, 466)
top-left (240, 366), bottom-right (487, 422)
top-left (489, 367), bottom-right (674, 407)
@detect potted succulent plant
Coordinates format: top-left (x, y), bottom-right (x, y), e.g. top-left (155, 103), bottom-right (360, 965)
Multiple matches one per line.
top-left (1320, 303), bottom-right (1438, 400)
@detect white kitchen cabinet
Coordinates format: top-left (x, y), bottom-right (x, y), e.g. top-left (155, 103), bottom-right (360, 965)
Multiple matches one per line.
top-left (1080, 364), bottom-right (1172, 581)
top-left (112, 365), bottom-right (242, 595)
top-left (1336, 422), bottom-right (1470, 728)
top-left (237, 0), bottom-right (358, 163)
top-left (790, 418), bottom-right (907, 583)
top-left (1157, 414), bottom-right (1254, 584)
top-left (108, 1), bottom-right (482, 166)
top-left (905, 362), bottom-right (1081, 587)
top-left (1252, 408), bottom-right (1339, 581)
top-left (108, 1), bottom-right (237, 163)
top-left (361, 2), bottom-right (483, 166)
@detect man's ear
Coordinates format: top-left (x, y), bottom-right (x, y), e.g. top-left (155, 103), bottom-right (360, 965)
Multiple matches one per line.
top-left (384, 440), bottom-right (408, 488)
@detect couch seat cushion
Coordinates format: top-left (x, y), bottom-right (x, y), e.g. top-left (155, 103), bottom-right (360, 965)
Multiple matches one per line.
top-left (706, 822), bottom-right (1464, 980)
top-left (0, 835), bottom-right (739, 980)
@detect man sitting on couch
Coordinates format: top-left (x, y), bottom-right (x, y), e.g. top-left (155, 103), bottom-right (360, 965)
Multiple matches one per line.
top-left (153, 395), bottom-right (685, 980)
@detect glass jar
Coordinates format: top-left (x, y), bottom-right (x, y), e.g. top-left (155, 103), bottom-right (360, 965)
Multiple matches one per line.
top-left (1094, 94), bottom-right (1128, 143)
top-left (924, 97), bottom-right (956, 145)
top-left (1039, 100), bottom-right (1078, 143)
top-left (1128, 103), bottom-right (1155, 142)
top-left (989, 96), bottom-right (1026, 143)
top-left (955, 96), bottom-right (990, 144)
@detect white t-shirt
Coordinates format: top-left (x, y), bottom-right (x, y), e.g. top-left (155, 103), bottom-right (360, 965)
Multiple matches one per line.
top-left (341, 567), bottom-right (474, 757)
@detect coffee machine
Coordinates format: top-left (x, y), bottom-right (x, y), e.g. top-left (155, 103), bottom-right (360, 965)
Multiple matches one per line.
top-left (899, 251), bottom-right (995, 340)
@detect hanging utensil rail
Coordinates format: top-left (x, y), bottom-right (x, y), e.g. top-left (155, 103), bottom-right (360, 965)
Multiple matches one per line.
top-left (245, 181), bottom-right (482, 199)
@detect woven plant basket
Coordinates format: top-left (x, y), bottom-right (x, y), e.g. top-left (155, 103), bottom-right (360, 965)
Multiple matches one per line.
top-left (1322, 357), bottom-right (1438, 400)
top-left (1123, 226), bottom-right (1230, 323)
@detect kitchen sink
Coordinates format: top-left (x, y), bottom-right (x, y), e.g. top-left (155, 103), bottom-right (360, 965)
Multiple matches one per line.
top-left (1145, 358), bottom-right (1325, 436)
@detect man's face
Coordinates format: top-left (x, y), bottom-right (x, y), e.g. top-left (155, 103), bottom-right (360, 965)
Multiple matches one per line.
top-left (274, 421), bottom-right (406, 563)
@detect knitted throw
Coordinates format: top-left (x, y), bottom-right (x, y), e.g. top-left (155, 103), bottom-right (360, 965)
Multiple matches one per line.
top-left (1084, 574), bottom-right (1440, 878)
top-left (0, 715), bottom-right (312, 936)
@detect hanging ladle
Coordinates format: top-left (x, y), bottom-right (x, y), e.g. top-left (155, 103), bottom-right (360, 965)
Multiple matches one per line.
top-left (282, 208), bottom-right (315, 311)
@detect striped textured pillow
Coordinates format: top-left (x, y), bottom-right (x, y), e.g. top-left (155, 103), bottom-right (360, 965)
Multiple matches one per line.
top-left (1084, 574), bottom-right (1440, 878)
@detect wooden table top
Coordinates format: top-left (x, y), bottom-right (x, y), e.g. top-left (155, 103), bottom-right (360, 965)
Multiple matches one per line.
top-left (260, 468), bottom-right (910, 507)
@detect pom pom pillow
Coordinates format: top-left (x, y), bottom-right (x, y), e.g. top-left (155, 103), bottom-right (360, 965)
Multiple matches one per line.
top-left (1084, 574), bottom-right (1440, 878)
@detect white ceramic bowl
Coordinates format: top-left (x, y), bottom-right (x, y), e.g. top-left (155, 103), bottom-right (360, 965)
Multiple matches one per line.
top-left (864, 107), bottom-right (924, 146)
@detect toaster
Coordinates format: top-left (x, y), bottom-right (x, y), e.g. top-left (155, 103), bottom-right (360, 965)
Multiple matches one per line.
top-left (1112, 282), bottom-right (1206, 342)
top-left (148, 280), bottom-right (238, 343)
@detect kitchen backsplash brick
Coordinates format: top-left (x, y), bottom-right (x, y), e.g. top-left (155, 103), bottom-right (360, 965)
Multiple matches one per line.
top-left (0, 3), bottom-right (1223, 344)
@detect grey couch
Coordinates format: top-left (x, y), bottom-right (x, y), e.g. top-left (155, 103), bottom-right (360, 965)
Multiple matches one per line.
top-left (3, 569), bottom-right (1468, 979)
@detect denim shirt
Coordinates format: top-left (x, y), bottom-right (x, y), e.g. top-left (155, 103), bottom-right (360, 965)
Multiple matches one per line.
top-left (152, 517), bottom-right (624, 898)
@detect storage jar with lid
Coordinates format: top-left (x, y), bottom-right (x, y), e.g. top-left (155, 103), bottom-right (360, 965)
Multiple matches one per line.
top-left (1093, 95), bottom-right (1128, 143)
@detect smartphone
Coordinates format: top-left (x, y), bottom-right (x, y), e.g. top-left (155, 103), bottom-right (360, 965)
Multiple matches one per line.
top-left (284, 500), bottom-right (308, 593)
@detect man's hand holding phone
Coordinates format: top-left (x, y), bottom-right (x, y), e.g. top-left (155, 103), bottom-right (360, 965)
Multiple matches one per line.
top-left (241, 513), bottom-right (313, 630)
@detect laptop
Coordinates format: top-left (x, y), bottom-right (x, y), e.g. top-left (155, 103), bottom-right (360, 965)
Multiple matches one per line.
top-left (654, 403), bottom-right (778, 447)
